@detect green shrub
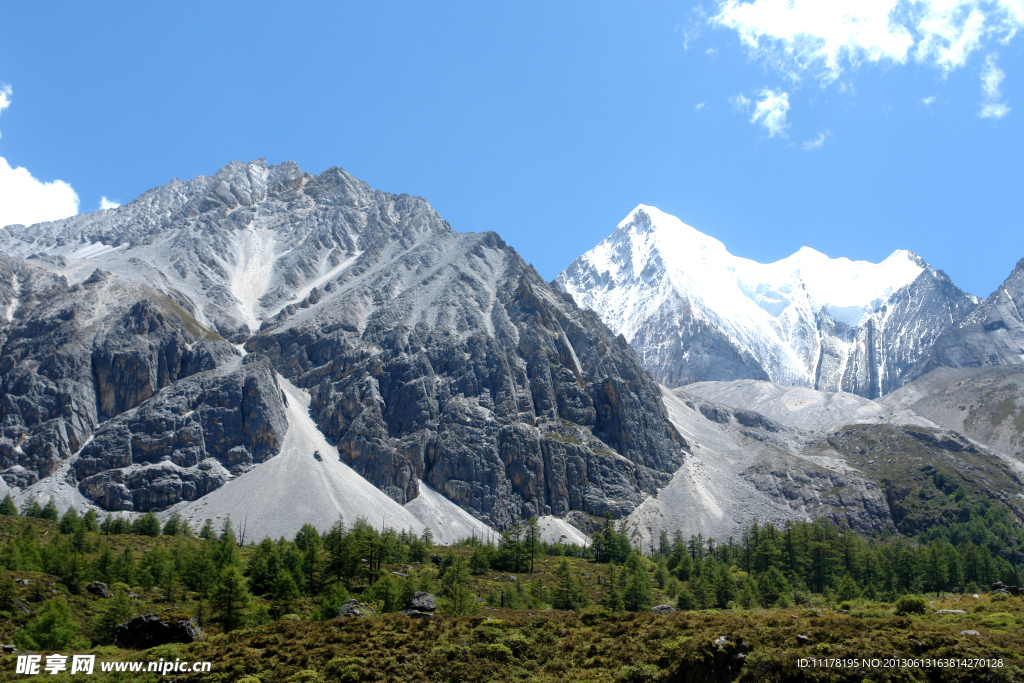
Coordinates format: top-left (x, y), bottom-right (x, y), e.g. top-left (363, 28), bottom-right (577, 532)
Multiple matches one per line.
top-left (894, 595), bottom-right (927, 615)
top-left (481, 643), bottom-right (513, 662)
top-left (326, 657), bottom-right (367, 683)
top-left (615, 663), bottom-right (662, 683)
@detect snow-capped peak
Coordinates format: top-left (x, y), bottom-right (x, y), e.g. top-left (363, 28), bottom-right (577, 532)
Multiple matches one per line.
top-left (558, 205), bottom-right (944, 393)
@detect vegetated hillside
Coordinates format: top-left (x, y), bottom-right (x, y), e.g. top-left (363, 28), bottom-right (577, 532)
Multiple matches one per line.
top-left (804, 423), bottom-right (1024, 538)
top-left (3, 487), bottom-right (1024, 682)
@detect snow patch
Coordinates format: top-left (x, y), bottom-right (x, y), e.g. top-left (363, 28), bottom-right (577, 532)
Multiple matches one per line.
top-left (68, 241), bottom-right (128, 260)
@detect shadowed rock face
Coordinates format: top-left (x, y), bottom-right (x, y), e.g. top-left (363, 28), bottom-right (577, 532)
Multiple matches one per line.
top-left (70, 354), bottom-right (288, 511)
top-left (0, 260), bottom-right (235, 488)
top-left (0, 160), bottom-right (686, 528)
top-left (248, 233), bottom-right (688, 527)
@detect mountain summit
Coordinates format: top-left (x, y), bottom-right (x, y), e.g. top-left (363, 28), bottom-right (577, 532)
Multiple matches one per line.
top-left (557, 205), bottom-right (978, 397)
top-left (0, 161), bottom-right (686, 533)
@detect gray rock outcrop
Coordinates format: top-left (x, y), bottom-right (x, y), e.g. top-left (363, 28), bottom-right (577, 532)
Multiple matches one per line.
top-left (406, 592), bottom-right (436, 612)
top-left (337, 599), bottom-right (376, 618)
top-left (113, 612), bottom-right (203, 649)
top-left (71, 355), bottom-right (287, 511)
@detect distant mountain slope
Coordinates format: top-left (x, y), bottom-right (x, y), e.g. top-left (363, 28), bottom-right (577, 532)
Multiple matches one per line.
top-left (557, 205), bottom-right (979, 397)
top-left (684, 379), bottom-right (892, 432)
top-left (623, 380), bottom-right (1024, 547)
top-left (0, 160), bottom-right (686, 532)
top-left (881, 365), bottom-right (1024, 461)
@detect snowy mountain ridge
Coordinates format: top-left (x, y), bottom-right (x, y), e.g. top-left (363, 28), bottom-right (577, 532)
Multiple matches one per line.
top-left (558, 205), bottom-right (979, 396)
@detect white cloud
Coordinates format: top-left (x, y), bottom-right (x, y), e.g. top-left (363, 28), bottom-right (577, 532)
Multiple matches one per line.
top-left (802, 131), bottom-right (829, 149)
top-left (712, 0), bottom-right (1024, 82)
top-left (0, 157), bottom-right (79, 227)
top-left (99, 196), bottom-right (120, 211)
top-left (750, 88), bottom-right (790, 136)
top-left (695, 102), bottom-right (707, 110)
top-left (0, 85), bottom-right (79, 228)
top-left (730, 93), bottom-right (752, 110)
top-left (922, 93), bottom-right (939, 106)
top-left (979, 52), bottom-right (1011, 117)
top-left (980, 101), bottom-right (1010, 117)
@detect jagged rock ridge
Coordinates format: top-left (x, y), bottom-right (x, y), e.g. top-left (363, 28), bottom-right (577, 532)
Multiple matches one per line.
top-left (0, 160), bottom-right (686, 528)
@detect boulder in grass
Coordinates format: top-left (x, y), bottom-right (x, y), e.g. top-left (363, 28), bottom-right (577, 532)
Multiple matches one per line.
top-left (87, 581), bottom-right (113, 598)
top-left (406, 592), bottom-right (436, 613)
top-left (336, 599), bottom-right (376, 618)
top-left (114, 611), bottom-right (202, 649)
top-left (403, 609), bottom-right (433, 620)
top-left (650, 604), bottom-right (676, 614)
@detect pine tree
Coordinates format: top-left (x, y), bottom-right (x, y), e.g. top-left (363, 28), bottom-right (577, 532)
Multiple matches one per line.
top-left (676, 587), bottom-right (697, 610)
top-left (211, 565), bottom-right (251, 632)
top-left (59, 507), bottom-right (82, 534)
top-left (653, 558), bottom-right (669, 589)
top-left (20, 496), bottom-right (42, 518)
top-left (438, 550), bottom-right (479, 616)
top-left (270, 572), bottom-right (300, 618)
top-left (133, 512), bottom-right (161, 537)
top-left (40, 497), bottom-right (59, 521)
top-left (82, 509), bottom-right (99, 531)
top-left (199, 519), bottom-right (216, 540)
top-left (837, 572), bottom-right (861, 602)
top-left (713, 563), bottom-right (737, 608)
top-left (599, 563), bottom-right (624, 610)
top-left (0, 576), bottom-right (18, 612)
top-left (622, 555), bottom-right (653, 612)
top-left (469, 543), bottom-right (494, 575)
top-left (114, 548), bottom-right (136, 586)
top-left (739, 577), bottom-right (759, 609)
top-left (91, 589), bottom-right (135, 644)
top-left (15, 597), bottom-right (79, 650)
top-left (162, 512), bottom-right (186, 536)
top-left (525, 518), bottom-right (540, 573)
top-left (0, 494), bottom-right (17, 516)
top-left (552, 557), bottom-right (590, 610)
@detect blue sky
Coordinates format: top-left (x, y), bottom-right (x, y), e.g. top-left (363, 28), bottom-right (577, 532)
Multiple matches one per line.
top-left (0, 1), bottom-right (1021, 298)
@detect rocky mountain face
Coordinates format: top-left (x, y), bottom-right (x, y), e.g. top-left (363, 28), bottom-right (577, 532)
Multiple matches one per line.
top-left (909, 258), bottom-right (1024, 379)
top-left (557, 205), bottom-right (980, 398)
top-left (0, 259), bottom-right (241, 492)
top-left (0, 160), bottom-right (686, 527)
